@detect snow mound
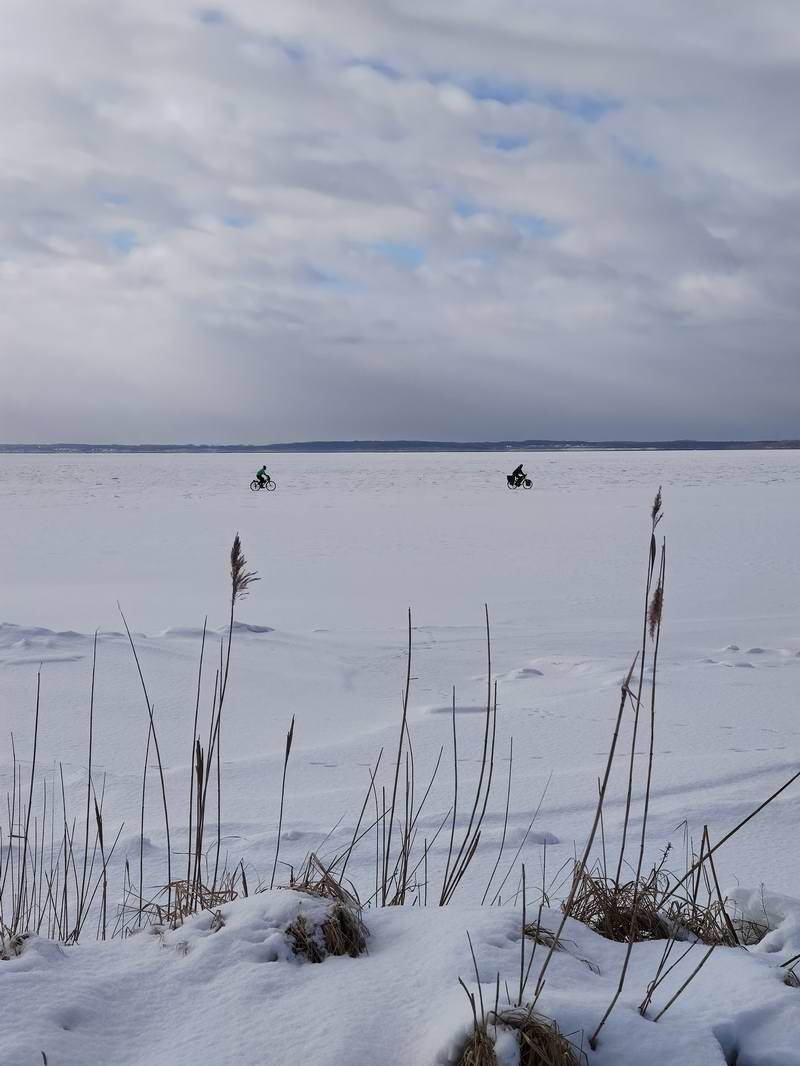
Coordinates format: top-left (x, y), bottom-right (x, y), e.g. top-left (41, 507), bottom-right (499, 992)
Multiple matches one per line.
top-left (3, 894), bottom-right (800, 1065)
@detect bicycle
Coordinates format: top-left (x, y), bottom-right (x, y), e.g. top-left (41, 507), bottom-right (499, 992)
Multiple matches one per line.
top-left (506, 475), bottom-right (533, 490)
top-left (250, 477), bottom-right (277, 492)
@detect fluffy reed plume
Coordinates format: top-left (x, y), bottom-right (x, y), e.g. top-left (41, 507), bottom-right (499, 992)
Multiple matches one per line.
top-left (652, 486), bottom-right (663, 522)
top-left (648, 582), bottom-right (664, 640)
top-left (230, 533), bottom-right (259, 604)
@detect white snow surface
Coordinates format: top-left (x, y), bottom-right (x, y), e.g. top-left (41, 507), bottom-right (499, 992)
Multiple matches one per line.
top-left (1, 451), bottom-right (800, 1064)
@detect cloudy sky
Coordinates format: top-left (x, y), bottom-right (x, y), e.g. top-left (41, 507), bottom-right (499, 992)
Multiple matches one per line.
top-left (2, 1), bottom-right (800, 443)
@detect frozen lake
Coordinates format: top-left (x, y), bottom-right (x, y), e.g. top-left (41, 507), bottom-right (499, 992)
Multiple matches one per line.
top-left (1, 449), bottom-right (800, 900)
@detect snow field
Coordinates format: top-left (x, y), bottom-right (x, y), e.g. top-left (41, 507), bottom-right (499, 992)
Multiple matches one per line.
top-left (1, 451), bottom-right (800, 1063)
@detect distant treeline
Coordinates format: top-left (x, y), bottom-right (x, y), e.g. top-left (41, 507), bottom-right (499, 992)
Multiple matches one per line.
top-left (2, 440), bottom-right (800, 454)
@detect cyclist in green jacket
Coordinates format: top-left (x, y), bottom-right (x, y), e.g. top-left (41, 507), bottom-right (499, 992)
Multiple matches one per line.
top-left (255, 465), bottom-right (269, 487)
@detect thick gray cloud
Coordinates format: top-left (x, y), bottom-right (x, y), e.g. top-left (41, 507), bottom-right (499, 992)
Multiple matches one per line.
top-left (2, 0), bottom-right (800, 442)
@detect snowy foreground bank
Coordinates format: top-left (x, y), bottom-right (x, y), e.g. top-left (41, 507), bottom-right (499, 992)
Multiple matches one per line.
top-left (2, 887), bottom-right (799, 1065)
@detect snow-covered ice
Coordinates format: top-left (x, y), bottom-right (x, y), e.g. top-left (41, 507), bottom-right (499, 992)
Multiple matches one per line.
top-left (1, 450), bottom-right (799, 1064)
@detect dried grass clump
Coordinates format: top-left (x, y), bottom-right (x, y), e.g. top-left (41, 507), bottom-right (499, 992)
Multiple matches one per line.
top-left (286, 903), bottom-right (367, 963)
top-left (567, 868), bottom-right (671, 943)
top-left (287, 853), bottom-right (369, 960)
top-left (136, 875), bottom-right (240, 931)
top-left (784, 968), bottom-right (799, 988)
top-left (665, 898), bottom-right (740, 948)
top-left (320, 901), bottom-right (367, 958)
top-left (0, 929), bottom-right (27, 960)
top-left (496, 1008), bottom-right (585, 1066)
top-left (287, 913), bottom-right (325, 963)
top-left (524, 922), bottom-right (562, 953)
top-left (455, 1022), bottom-right (498, 1066)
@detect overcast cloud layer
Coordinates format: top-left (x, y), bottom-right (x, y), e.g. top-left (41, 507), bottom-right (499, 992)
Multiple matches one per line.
top-left (2, 1), bottom-right (800, 442)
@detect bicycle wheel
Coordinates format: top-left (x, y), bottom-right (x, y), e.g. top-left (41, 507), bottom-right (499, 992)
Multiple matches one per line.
top-left (506, 480), bottom-right (516, 490)
top-left (250, 480), bottom-right (261, 491)
top-left (523, 479), bottom-right (533, 489)
top-left (265, 479), bottom-right (276, 491)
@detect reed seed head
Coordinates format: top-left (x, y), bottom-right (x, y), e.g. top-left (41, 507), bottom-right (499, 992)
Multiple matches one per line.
top-left (651, 487), bottom-right (663, 522)
top-left (648, 583), bottom-right (664, 639)
top-left (230, 533), bottom-right (259, 603)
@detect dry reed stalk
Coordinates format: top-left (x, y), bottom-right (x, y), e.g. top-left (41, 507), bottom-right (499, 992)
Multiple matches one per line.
top-left (381, 609), bottom-right (413, 905)
top-left (441, 608), bottom-right (498, 905)
top-left (481, 737), bottom-right (513, 906)
top-left (211, 535), bottom-right (259, 892)
top-left (270, 716), bottom-right (295, 889)
top-left (77, 633), bottom-right (97, 928)
top-left (186, 618), bottom-right (207, 890)
top-left (119, 606), bottom-right (172, 919)
top-left (11, 671), bottom-right (40, 934)
top-left (529, 655), bottom-right (637, 1003)
top-left (591, 542), bottom-right (666, 1047)
top-left (614, 489), bottom-right (663, 887)
top-left (658, 765), bottom-right (800, 909)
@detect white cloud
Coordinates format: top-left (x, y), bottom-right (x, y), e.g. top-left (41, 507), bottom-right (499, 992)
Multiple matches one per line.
top-left (1, 0), bottom-right (800, 441)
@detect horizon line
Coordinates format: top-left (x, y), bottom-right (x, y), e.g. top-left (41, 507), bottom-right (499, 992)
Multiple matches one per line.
top-left (2, 437), bottom-right (800, 453)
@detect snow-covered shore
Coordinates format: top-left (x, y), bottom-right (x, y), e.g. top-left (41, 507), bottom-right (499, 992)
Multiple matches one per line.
top-left (1, 451), bottom-right (799, 1063)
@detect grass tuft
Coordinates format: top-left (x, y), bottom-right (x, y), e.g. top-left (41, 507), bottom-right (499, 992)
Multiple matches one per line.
top-left (496, 1007), bottom-right (585, 1066)
top-left (567, 867), bottom-right (671, 944)
top-left (454, 1021), bottom-right (498, 1066)
top-left (289, 854), bottom-right (369, 959)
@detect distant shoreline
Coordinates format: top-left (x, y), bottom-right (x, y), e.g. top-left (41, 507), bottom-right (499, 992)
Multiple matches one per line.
top-left (2, 440), bottom-right (800, 454)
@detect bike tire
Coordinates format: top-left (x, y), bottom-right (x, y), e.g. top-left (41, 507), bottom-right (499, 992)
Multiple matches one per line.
top-left (506, 481), bottom-right (516, 490)
top-left (250, 480), bottom-right (261, 491)
top-left (523, 479), bottom-right (533, 489)
top-left (265, 480), bottom-right (276, 491)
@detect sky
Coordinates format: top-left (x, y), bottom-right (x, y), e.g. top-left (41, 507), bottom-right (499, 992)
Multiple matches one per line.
top-left (2, 0), bottom-right (800, 443)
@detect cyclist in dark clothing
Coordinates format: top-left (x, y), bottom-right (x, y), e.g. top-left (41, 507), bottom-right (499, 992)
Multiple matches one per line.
top-left (508, 463), bottom-right (526, 487)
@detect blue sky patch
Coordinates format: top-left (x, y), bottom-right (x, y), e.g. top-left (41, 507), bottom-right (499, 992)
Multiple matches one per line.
top-left (480, 133), bottom-right (530, 152)
top-left (272, 37), bottom-right (305, 64)
top-left (371, 241), bottom-right (425, 269)
top-left (348, 57), bottom-right (403, 80)
top-left (452, 199), bottom-right (559, 240)
top-left (453, 197), bottom-right (478, 218)
top-left (109, 230), bottom-right (138, 254)
top-left (614, 141), bottom-right (661, 172)
top-left (196, 8), bottom-right (227, 26)
top-left (542, 90), bottom-right (619, 122)
top-left (431, 72), bottom-right (619, 123)
top-left (511, 213), bottom-right (560, 238)
top-left (298, 263), bottom-right (354, 291)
